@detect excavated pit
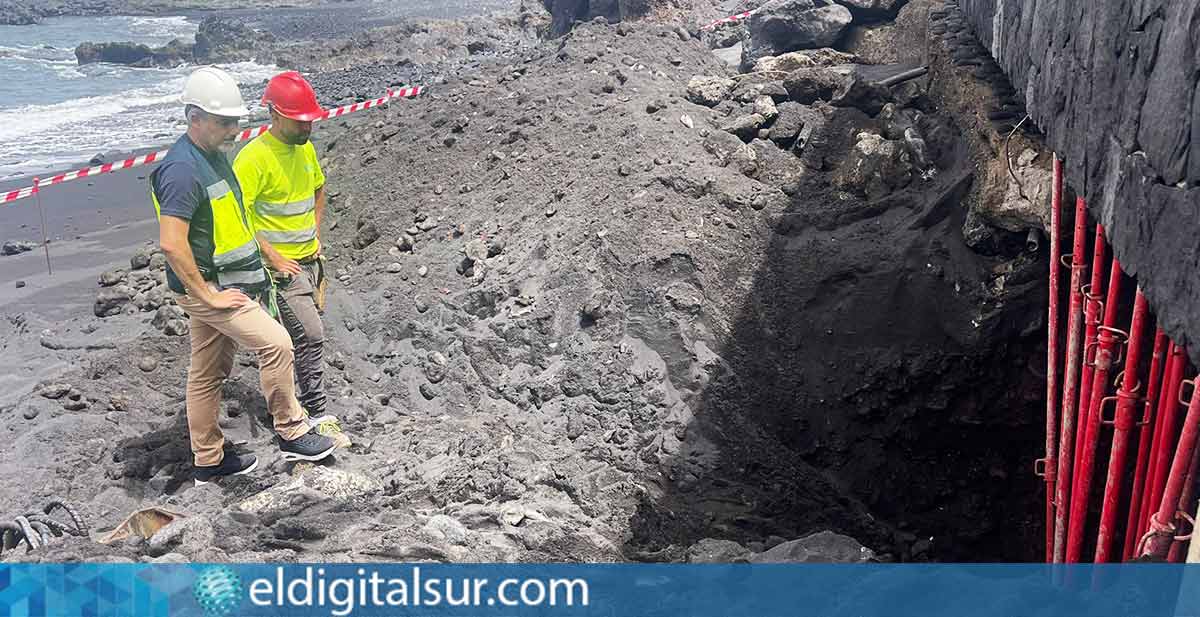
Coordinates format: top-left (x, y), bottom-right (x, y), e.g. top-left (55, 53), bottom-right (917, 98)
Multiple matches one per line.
top-left (621, 85), bottom-right (1049, 562)
top-left (0, 0), bottom-right (1055, 563)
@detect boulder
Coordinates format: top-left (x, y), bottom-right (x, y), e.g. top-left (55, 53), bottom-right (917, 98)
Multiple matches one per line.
top-left (783, 67), bottom-right (846, 104)
top-left (237, 466), bottom-right (381, 523)
top-left (753, 96), bottom-right (780, 122)
top-left (37, 384), bottom-right (72, 400)
top-left (687, 538), bottom-right (753, 563)
top-left (749, 139), bottom-right (808, 195)
top-left (704, 130), bottom-right (759, 176)
top-left (750, 531), bottom-right (875, 563)
top-left (75, 41), bottom-right (153, 65)
top-left (752, 48), bottom-right (860, 73)
top-left (147, 516), bottom-right (215, 558)
top-left (768, 101), bottom-right (817, 148)
top-left (130, 244), bottom-right (160, 270)
top-left (878, 103), bottom-right (916, 139)
top-left (134, 287), bottom-right (166, 312)
top-left (75, 39), bottom-right (191, 68)
top-left (721, 113), bottom-right (768, 141)
top-left (686, 76), bottom-right (736, 107)
top-left (833, 131), bottom-right (918, 200)
top-left (353, 222), bottom-right (381, 249)
top-left (830, 74), bottom-right (892, 115)
top-left (98, 269), bottom-right (127, 287)
top-left (743, 0), bottom-right (853, 67)
top-left (1, 240), bottom-right (36, 256)
top-left (541, 0), bottom-right (652, 36)
top-left (163, 319), bottom-right (189, 337)
top-left (976, 148), bottom-right (1053, 232)
top-left (193, 17), bottom-right (272, 63)
top-left (704, 21), bottom-right (748, 50)
top-left (836, 0), bottom-right (907, 20)
top-left (95, 285), bottom-right (134, 318)
top-left (152, 305), bottom-right (186, 331)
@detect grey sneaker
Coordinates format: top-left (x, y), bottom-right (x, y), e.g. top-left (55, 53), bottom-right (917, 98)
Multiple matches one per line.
top-left (194, 452), bottom-right (258, 486)
top-left (278, 428), bottom-right (336, 462)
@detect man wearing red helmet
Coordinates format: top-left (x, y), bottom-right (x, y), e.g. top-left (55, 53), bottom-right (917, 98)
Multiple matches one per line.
top-left (234, 71), bottom-right (336, 431)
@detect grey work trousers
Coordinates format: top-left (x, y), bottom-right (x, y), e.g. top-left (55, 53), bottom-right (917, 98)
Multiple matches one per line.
top-left (274, 260), bottom-right (327, 417)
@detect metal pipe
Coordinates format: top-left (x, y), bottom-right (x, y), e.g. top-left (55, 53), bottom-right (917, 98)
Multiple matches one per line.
top-left (1053, 196), bottom-right (1091, 562)
top-left (33, 177), bottom-right (52, 276)
top-left (1095, 290), bottom-right (1149, 562)
top-left (1072, 226), bottom-right (1108, 483)
top-left (1068, 252), bottom-right (1123, 562)
top-left (1168, 442), bottom-right (1200, 562)
top-left (878, 66), bottom-right (929, 87)
top-left (1123, 329), bottom-right (1168, 560)
top-left (1027, 228), bottom-right (1042, 253)
top-left (1140, 345), bottom-right (1188, 540)
top-left (1043, 156), bottom-right (1063, 561)
top-left (1140, 373), bottom-right (1200, 560)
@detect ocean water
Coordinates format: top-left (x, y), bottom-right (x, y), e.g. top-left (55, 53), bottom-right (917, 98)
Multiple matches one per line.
top-left (0, 16), bottom-right (279, 180)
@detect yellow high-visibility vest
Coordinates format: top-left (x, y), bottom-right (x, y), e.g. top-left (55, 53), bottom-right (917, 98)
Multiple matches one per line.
top-left (151, 135), bottom-right (268, 294)
top-left (234, 131), bottom-right (326, 261)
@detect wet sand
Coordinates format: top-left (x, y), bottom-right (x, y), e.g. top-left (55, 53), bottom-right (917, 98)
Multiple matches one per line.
top-left (0, 155), bottom-right (161, 317)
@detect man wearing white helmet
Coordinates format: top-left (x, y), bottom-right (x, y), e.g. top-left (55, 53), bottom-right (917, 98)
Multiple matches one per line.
top-left (152, 66), bottom-right (336, 486)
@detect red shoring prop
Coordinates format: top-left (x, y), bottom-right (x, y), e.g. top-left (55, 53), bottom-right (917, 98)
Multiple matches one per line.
top-left (1053, 196), bottom-right (1090, 562)
top-left (1072, 227), bottom-right (1108, 482)
top-left (1094, 291), bottom-right (1149, 562)
top-left (1067, 253), bottom-right (1124, 562)
top-left (1041, 155), bottom-right (1064, 561)
top-left (1139, 345), bottom-right (1187, 540)
top-left (1167, 442), bottom-right (1200, 562)
top-left (1139, 371), bottom-right (1200, 560)
top-left (1122, 330), bottom-right (1168, 560)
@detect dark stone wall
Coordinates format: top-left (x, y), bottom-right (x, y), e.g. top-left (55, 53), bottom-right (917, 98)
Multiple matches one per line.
top-left (956, 0), bottom-right (1200, 360)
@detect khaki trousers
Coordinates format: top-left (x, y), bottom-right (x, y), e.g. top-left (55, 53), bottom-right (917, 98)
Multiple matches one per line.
top-left (177, 290), bottom-right (310, 467)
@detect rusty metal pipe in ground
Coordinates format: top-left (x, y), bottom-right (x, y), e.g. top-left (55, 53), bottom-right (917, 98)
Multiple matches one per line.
top-left (1053, 196), bottom-right (1091, 563)
top-left (1095, 290), bottom-right (1149, 562)
top-left (878, 66), bottom-right (929, 87)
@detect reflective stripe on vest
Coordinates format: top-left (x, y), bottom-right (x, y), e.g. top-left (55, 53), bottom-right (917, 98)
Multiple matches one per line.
top-left (256, 195), bottom-right (315, 217)
top-left (217, 268), bottom-right (268, 287)
top-left (213, 238), bottom-right (260, 267)
top-left (206, 179), bottom-right (232, 201)
top-left (260, 227), bottom-right (317, 244)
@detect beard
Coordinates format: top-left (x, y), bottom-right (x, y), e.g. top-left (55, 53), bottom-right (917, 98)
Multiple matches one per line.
top-left (282, 131), bottom-right (311, 146)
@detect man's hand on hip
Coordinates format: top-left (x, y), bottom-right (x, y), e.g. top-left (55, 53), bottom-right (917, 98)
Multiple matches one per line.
top-left (208, 289), bottom-right (255, 310)
top-left (270, 254), bottom-right (303, 277)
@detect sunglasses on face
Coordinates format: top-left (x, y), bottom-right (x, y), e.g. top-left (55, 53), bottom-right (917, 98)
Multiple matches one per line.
top-left (213, 116), bottom-right (240, 128)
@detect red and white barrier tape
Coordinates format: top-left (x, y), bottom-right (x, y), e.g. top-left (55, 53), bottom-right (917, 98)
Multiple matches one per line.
top-left (701, 10), bottom-right (751, 31)
top-left (1, 85), bottom-right (424, 206)
top-left (700, 0), bottom-right (789, 31)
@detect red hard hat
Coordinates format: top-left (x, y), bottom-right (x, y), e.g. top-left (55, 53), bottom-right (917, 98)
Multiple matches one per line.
top-left (262, 71), bottom-right (324, 122)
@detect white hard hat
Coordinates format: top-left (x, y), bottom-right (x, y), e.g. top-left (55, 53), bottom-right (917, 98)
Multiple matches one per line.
top-left (180, 66), bottom-right (249, 117)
